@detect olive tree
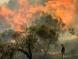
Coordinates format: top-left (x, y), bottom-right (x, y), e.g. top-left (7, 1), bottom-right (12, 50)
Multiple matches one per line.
top-left (34, 13), bottom-right (65, 57)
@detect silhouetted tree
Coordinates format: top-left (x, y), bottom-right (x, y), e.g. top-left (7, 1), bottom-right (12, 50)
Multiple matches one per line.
top-left (34, 13), bottom-right (65, 58)
top-left (0, 12), bottom-right (65, 59)
top-left (12, 25), bottom-right (38, 59)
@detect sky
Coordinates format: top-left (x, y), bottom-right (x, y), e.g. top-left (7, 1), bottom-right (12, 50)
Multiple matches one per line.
top-left (0, 0), bottom-right (78, 40)
top-left (0, 0), bottom-right (9, 4)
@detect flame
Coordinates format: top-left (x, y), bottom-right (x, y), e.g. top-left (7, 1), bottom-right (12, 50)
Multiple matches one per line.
top-left (0, 0), bottom-right (76, 31)
top-left (45, 0), bottom-right (76, 27)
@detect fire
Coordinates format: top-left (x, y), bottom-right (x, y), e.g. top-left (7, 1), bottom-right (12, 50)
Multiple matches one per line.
top-left (45, 0), bottom-right (75, 27)
top-left (0, 0), bottom-right (76, 31)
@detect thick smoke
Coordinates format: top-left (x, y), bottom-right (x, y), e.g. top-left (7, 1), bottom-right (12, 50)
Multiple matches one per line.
top-left (0, 16), bottom-right (10, 30)
top-left (0, 0), bottom-right (77, 31)
top-left (28, 0), bottom-right (48, 5)
top-left (7, 0), bottom-right (18, 10)
top-left (68, 0), bottom-right (78, 34)
top-left (0, 29), bottom-right (15, 43)
top-left (0, 0), bottom-right (78, 59)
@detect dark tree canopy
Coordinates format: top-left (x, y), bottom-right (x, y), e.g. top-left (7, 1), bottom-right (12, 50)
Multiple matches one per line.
top-left (0, 12), bottom-right (65, 59)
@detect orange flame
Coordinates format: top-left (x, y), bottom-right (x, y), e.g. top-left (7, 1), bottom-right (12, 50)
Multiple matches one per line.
top-left (0, 0), bottom-right (76, 31)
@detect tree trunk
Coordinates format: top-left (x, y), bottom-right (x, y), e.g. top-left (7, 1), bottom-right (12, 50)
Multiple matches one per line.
top-left (9, 48), bottom-right (15, 59)
top-left (28, 44), bottom-right (32, 59)
top-left (18, 48), bottom-right (32, 59)
top-left (44, 39), bottom-right (52, 59)
top-left (44, 43), bottom-right (50, 59)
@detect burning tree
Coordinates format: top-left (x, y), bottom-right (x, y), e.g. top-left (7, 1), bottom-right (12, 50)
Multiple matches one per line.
top-left (33, 13), bottom-right (65, 58)
top-left (0, 13), bottom-right (65, 59)
top-left (14, 13), bottom-right (65, 59)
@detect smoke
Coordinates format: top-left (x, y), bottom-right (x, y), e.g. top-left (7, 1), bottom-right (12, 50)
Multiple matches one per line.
top-left (28, 0), bottom-right (48, 5)
top-left (7, 0), bottom-right (18, 10)
top-left (0, 29), bottom-right (15, 43)
top-left (67, 0), bottom-right (78, 34)
top-left (0, 0), bottom-right (77, 31)
top-left (0, 16), bottom-right (10, 30)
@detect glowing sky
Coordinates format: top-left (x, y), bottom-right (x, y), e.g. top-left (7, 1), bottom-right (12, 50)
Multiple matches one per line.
top-left (0, 0), bottom-right (78, 41)
top-left (0, 0), bottom-right (78, 32)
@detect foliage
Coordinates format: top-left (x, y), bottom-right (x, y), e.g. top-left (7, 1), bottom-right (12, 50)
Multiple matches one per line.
top-left (37, 25), bottom-right (56, 42)
top-left (69, 28), bottom-right (75, 35)
top-left (35, 12), bottom-right (65, 31)
top-left (0, 13), bottom-right (65, 59)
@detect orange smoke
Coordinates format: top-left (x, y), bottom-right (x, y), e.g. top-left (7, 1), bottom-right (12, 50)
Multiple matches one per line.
top-left (0, 0), bottom-right (76, 31)
top-left (45, 0), bottom-right (76, 27)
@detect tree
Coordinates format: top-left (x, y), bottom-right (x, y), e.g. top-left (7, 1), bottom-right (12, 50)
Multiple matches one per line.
top-left (33, 13), bottom-right (65, 58)
top-left (1, 43), bottom-right (16, 59)
top-left (11, 25), bottom-right (38, 59)
top-left (1, 12), bottom-right (65, 59)
top-left (35, 12), bottom-right (65, 31)
top-left (36, 25), bottom-right (58, 58)
top-left (16, 13), bottom-right (65, 59)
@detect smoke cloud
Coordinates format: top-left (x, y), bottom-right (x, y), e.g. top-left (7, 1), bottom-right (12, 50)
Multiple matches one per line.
top-left (7, 0), bottom-right (18, 10)
top-left (0, 0), bottom-right (77, 31)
